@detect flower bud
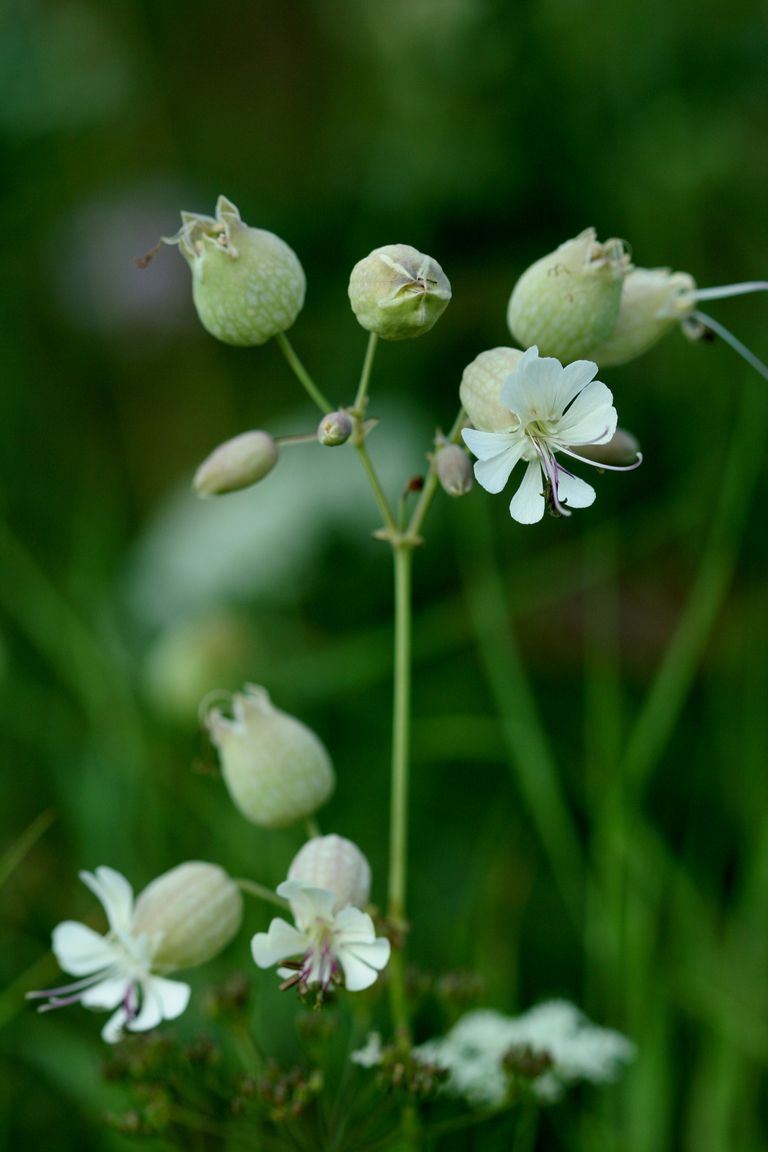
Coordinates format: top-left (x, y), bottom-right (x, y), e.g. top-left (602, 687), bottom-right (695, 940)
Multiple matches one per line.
top-left (507, 229), bottom-right (630, 363)
top-left (435, 443), bottom-right (474, 497)
top-left (205, 685), bottom-right (334, 829)
top-left (193, 431), bottom-right (278, 496)
top-left (590, 267), bottom-right (696, 367)
top-left (287, 834), bottom-right (371, 912)
top-left (169, 196), bottom-right (305, 346)
top-left (348, 244), bottom-right (451, 340)
top-left (459, 347), bottom-right (525, 431)
top-left (571, 427), bottom-right (640, 466)
top-left (132, 862), bottom-right (243, 971)
top-left (317, 411), bottom-right (354, 447)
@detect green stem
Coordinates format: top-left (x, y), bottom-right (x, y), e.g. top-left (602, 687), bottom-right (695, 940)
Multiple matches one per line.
top-left (388, 545), bottom-right (413, 929)
top-left (356, 440), bottom-right (399, 537)
top-left (305, 815), bottom-right (321, 839)
top-left (406, 407), bottom-right (466, 543)
top-left (353, 333), bottom-right (378, 414)
top-left (236, 878), bottom-right (290, 910)
top-left (276, 332), bottom-right (333, 413)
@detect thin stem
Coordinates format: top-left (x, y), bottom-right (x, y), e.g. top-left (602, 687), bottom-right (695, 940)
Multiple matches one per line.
top-left (353, 332), bottom-right (379, 414)
top-left (305, 815), bottom-right (321, 839)
top-left (406, 407), bottom-right (467, 543)
top-left (236, 878), bottom-right (290, 910)
top-left (276, 332), bottom-right (333, 412)
top-left (388, 545), bottom-right (413, 928)
top-left (355, 440), bottom-right (399, 536)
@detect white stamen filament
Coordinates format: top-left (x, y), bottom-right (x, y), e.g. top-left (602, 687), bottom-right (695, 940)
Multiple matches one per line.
top-left (691, 309), bottom-right (768, 381)
top-left (693, 281), bottom-right (768, 302)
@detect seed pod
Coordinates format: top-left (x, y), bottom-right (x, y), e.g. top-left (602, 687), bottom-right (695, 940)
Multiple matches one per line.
top-left (205, 685), bottom-right (334, 829)
top-left (193, 430), bottom-right (279, 496)
top-left (133, 862), bottom-right (243, 971)
top-left (459, 347), bottom-right (524, 431)
top-left (170, 196), bottom-right (305, 346)
top-left (435, 443), bottom-right (474, 497)
top-left (288, 834), bottom-right (371, 912)
top-left (507, 229), bottom-right (630, 363)
top-left (348, 244), bottom-right (451, 340)
top-left (590, 267), bottom-right (696, 367)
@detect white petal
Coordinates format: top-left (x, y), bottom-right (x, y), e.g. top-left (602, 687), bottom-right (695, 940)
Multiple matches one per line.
top-left (277, 881), bottom-right (336, 929)
top-left (551, 359), bottom-right (598, 411)
top-left (474, 445), bottom-right (525, 495)
top-left (80, 867), bottom-right (134, 935)
top-left (334, 906), bottom-right (377, 941)
top-left (509, 460), bottom-right (546, 524)
top-left (80, 977), bottom-right (127, 1010)
top-left (556, 381), bottom-right (616, 444)
top-left (337, 938), bottom-right (391, 991)
top-left (501, 346), bottom-right (562, 415)
top-left (461, 427), bottom-right (520, 461)
top-left (52, 921), bottom-right (118, 976)
top-left (555, 469), bottom-right (596, 510)
top-left (101, 1006), bottom-right (129, 1044)
top-left (129, 976), bottom-right (190, 1032)
top-left (251, 919), bottom-right (308, 968)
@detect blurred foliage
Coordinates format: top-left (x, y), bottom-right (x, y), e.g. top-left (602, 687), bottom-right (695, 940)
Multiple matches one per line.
top-left (2, 0), bottom-right (768, 1149)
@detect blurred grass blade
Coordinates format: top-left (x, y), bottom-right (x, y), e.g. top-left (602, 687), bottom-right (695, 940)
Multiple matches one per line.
top-left (456, 498), bottom-right (585, 925)
top-left (0, 808), bottom-right (55, 889)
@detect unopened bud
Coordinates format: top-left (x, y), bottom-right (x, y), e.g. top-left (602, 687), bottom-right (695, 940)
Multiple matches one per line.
top-left (459, 347), bottom-right (525, 431)
top-left (167, 196), bottom-right (305, 346)
top-left (288, 835), bottom-right (371, 912)
top-left (572, 427), bottom-right (640, 466)
top-left (348, 244), bottom-right (451, 340)
top-left (193, 431), bottom-right (278, 496)
top-left (507, 228), bottom-right (630, 362)
top-left (133, 862), bottom-right (242, 971)
top-left (591, 267), bottom-right (696, 367)
top-left (435, 443), bottom-right (474, 497)
top-left (205, 685), bottom-right (334, 829)
top-left (317, 411), bottom-right (353, 447)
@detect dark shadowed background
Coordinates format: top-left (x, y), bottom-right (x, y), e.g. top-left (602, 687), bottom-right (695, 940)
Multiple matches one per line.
top-left (2, 1), bottom-right (767, 1149)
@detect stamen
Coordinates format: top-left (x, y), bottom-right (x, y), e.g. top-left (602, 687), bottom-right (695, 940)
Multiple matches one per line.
top-left (560, 446), bottom-right (644, 472)
top-left (26, 969), bottom-right (112, 1001)
top-left (690, 310), bottom-right (768, 381)
top-left (693, 281), bottom-right (768, 302)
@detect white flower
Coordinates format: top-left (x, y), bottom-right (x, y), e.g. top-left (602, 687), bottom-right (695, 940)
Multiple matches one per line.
top-left (251, 880), bottom-right (390, 994)
top-left (351, 1031), bottom-right (384, 1068)
top-left (28, 867), bottom-right (190, 1043)
top-left (413, 1002), bottom-right (635, 1108)
top-left (461, 345), bottom-right (639, 524)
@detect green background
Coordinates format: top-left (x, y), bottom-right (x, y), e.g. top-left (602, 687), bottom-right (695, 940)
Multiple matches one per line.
top-left (2, 1), bottom-right (767, 1148)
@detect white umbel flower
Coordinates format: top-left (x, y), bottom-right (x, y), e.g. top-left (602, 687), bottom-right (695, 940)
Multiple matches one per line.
top-left (461, 345), bottom-right (639, 524)
top-left (414, 1002), bottom-right (636, 1108)
top-left (251, 880), bottom-right (390, 994)
top-left (28, 867), bottom-right (191, 1043)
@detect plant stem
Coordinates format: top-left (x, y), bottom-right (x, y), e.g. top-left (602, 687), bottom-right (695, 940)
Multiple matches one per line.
top-left (388, 544), bottom-right (413, 930)
top-left (276, 332), bottom-right (333, 413)
top-left (353, 333), bottom-right (378, 414)
top-left (355, 439), bottom-right (399, 537)
top-left (406, 407), bottom-right (466, 543)
top-left (236, 878), bottom-right (290, 910)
